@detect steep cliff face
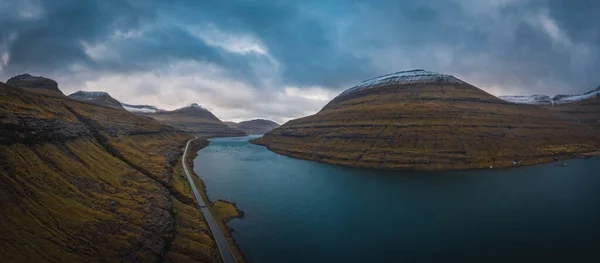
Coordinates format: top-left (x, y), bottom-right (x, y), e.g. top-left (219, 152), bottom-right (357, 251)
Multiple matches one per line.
top-left (252, 70), bottom-right (600, 171)
top-left (0, 81), bottom-right (220, 262)
top-left (226, 119), bottom-right (280, 134)
top-left (68, 91), bottom-right (125, 110)
top-left (149, 103), bottom-right (247, 138)
top-left (6, 74), bottom-right (64, 96)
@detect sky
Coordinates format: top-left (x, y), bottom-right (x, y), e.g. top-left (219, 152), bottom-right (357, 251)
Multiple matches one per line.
top-left (1, 0), bottom-right (599, 123)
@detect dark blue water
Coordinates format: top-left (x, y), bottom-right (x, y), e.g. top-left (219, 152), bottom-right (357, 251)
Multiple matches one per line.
top-left (193, 136), bottom-right (600, 263)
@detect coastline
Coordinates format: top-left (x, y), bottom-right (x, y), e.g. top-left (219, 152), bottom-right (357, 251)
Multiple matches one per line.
top-left (184, 138), bottom-right (247, 263)
top-left (250, 137), bottom-right (600, 171)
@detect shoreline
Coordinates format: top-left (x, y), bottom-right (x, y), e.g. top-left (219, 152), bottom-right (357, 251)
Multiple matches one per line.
top-left (183, 138), bottom-right (247, 263)
top-left (250, 137), bottom-right (600, 172)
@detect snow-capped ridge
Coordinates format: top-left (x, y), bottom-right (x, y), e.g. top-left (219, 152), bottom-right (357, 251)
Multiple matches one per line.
top-left (552, 88), bottom-right (600, 104)
top-left (499, 94), bottom-right (552, 105)
top-left (69, 90), bottom-right (110, 100)
top-left (338, 69), bottom-right (465, 98)
top-left (501, 86), bottom-right (600, 105)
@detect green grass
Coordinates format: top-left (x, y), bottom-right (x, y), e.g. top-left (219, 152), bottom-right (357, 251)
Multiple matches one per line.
top-left (0, 85), bottom-right (223, 262)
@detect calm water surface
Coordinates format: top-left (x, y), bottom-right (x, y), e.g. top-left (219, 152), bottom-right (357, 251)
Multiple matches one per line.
top-left (193, 136), bottom-right (600, 263)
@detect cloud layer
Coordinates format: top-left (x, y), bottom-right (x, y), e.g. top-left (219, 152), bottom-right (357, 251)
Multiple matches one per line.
top-left (1, 0), bottom-right (599, 123)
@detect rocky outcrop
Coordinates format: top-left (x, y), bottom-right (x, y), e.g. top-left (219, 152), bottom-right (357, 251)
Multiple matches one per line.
top-left (0, 83), bottom-right (90, 144)
top-left (68, 91), bottom-right (125, 110)
top-left (149, 103), bottom-right (247, 137)
top-left (6, 73), bottom-right (64, 96)
top-left (252, 69), bottom-right (600, 171)
top-left (226, 119), bottom-right (280, 134)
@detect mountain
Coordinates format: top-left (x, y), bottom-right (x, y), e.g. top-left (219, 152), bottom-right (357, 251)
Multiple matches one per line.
top-left (251, 69), bottom-right (600, 171)
top-left (226, 119), bottom-right (280, 134)
top-left (148, 103), bottom-right (247, 137)
top-left (121, 103), bottom-right (165, 114)
top-left (6, 73), bottom-right (64, 96)
top-left (552, 86), bottom-right (600, 103)
top-left (500, 87), bottom-right (600, 105)
top-left (68, 90), bottom-right (125, 110)
top-left (0, 78), bottom-right (225, 262)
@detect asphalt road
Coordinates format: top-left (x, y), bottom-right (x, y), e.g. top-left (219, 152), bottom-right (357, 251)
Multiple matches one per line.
top-left (182, 136), bottom-right (237, 263)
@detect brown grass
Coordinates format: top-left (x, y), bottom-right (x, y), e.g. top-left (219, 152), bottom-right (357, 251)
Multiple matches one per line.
top-left (253, 83), bottom-right (600, 170)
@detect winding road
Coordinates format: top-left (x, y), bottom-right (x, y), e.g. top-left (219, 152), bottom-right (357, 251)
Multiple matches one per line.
top-left (182, 136), bottom-right (237, 263)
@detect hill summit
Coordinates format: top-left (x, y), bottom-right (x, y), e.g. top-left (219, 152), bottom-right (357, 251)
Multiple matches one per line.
top-left (6, 73), bottom-right (63, 96)
top-left (148, 103), bottom-right (247, 137)
top-left (226, 119), bottom-right (280, 134)
top-left (252, 69), bottom-right (600, 170)
top-left (68, 90), bottom-right (124, 110)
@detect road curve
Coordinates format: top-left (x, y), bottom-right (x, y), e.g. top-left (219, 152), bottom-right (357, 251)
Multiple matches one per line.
top-left (182, 136), bottom-right (238, 263)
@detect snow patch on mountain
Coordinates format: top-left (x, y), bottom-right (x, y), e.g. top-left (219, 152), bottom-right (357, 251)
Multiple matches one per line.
top-left (338, 69), bottom-right (465, 98)
top-left (552, 88), bottom-right (600, 104)
top-left (499, 94), bottom-right (553, 105)
top-left (69, 90), bottom-right (109, 100)
top-left (500, 87), bottom-right (600, 105)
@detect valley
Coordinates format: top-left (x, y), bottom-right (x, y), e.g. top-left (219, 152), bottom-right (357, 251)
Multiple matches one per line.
top-left (1, 69), bottom-right (598, 262)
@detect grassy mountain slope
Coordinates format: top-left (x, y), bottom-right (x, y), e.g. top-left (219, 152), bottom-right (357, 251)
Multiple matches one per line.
top-left (252, 74), bottom-right (600, 170)
top-left (0, 82), bottom-right (221, 262)
top-left (545, 92), bottom-right (600, 130)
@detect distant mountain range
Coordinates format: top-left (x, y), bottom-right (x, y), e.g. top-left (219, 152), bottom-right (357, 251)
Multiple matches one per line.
top-left (226, 119), bottom-right (280, 134)
top-left (144, 103), bottom-right (247, 137)
top-left (66, 92), bottom-right (249, 138)
top-left (500, 86), bottom-right (600, 105)
top-left (252, 69), bottom-right (600, 170)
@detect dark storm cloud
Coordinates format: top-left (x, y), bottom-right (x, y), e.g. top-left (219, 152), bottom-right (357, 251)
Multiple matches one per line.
top-left (1, 0), bottom-right (599, 111)
top-left (0, 0), bottom-right (149, 74)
